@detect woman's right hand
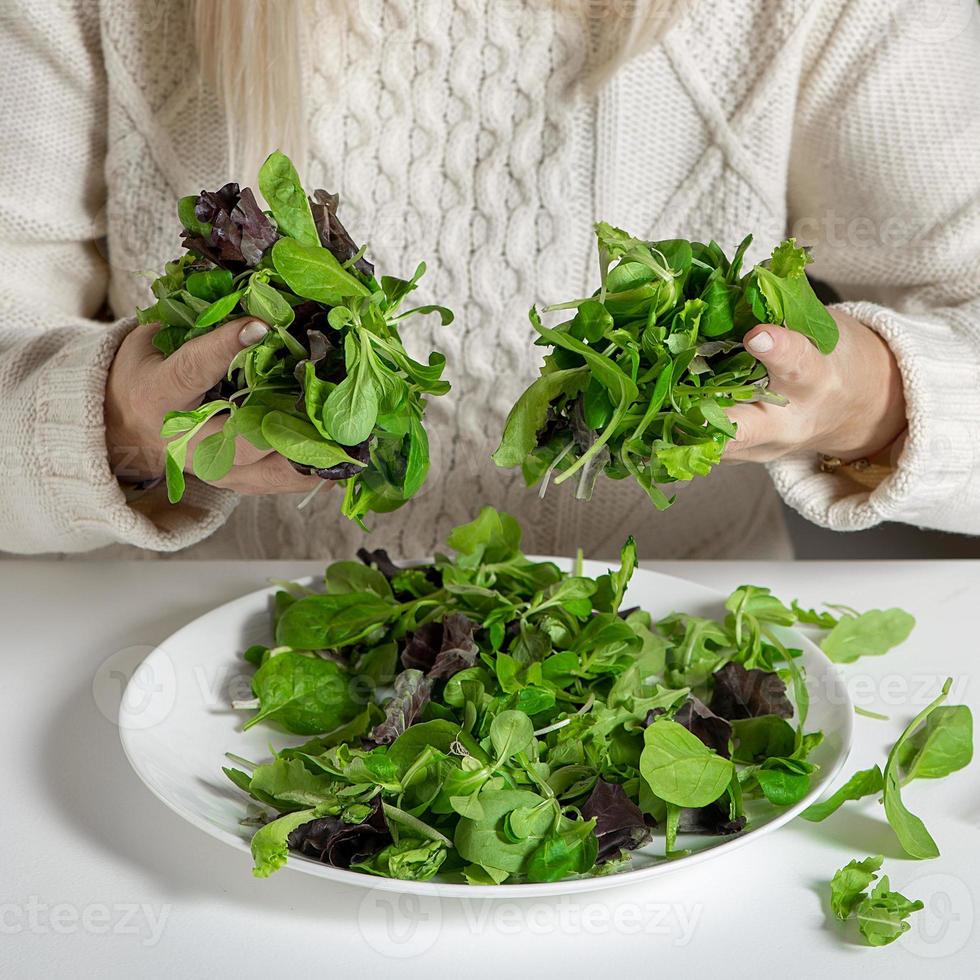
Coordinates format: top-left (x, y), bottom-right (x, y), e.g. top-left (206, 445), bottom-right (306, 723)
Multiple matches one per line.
top-left (105, 317), bottom-right (322, 495)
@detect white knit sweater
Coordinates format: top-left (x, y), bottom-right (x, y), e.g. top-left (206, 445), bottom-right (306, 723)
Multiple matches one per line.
top-left (1, 0), bottom-right (978, 560)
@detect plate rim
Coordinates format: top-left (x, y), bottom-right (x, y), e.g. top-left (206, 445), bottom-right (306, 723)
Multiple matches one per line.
top-left (119, 562), bottom-right (853, 898)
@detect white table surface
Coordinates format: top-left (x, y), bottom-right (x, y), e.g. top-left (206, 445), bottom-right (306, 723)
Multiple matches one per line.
top-left (4, 559), bottom-right (978, 978)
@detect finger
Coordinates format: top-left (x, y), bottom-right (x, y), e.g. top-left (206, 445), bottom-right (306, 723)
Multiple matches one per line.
top-left (123, 321), bottom-right (170, 369)
top-left (742, 323), bottom-right (822, 390)
top-left (212, 453), bottom-right (325, 496)
top-left (185, 415), bottom-right (273, 470)
top-left (723, 403), bottom-right (789, 463)
top-left (161, 317), bottom-right (269, 400)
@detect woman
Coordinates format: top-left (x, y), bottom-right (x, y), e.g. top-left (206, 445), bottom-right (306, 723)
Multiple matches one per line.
top-left (1, 0), bottom-right (977, 560)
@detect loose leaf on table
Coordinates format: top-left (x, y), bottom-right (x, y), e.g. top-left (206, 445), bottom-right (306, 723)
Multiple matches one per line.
top-left (856, 875), bottom-right (924, 947)
top-left (830, 854), bottom-right (883, 920)
top-left (801, 765), bottom-right (883, 822)
top-left (896, 705), bottom-right (973, 782)
top-left (882, 678), bottom-right (952, 859)
top-left (820, 609), bottom-right (916, 663)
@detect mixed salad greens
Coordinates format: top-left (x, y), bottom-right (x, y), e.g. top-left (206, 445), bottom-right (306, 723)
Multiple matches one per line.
top-left (139, 151), bottom-right (453, 525)
top-left (222, 507), bottom-right (970, 902)
top-left (493, 223), bottom-right (839, 507)
top-left (829, 856), bottom-right (924, 947)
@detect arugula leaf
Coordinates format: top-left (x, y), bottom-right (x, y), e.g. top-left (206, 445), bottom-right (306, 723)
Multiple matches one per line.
top-left (882, 678), bottom-right (951, 859)
top-left (801, 765), bottom-right (883, 822)
top-left (830, 854), bottom-right (883, 919)
top-left (896, 705), bottom-right (973, 782)
top-left (856, 876), bottom-right (924, 947)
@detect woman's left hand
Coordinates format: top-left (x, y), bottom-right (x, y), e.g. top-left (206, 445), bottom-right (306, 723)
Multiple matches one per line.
top-left (724, 308), bottom-right (908, 463)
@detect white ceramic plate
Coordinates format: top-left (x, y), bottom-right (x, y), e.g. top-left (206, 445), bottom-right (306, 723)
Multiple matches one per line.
top-left (119, 560), bottom-right (852, 898)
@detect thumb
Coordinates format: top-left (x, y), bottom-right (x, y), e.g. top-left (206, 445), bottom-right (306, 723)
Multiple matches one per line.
top-left (742, 323), bottom-right (821, 389)
top-left (164, 317), bottom-right (269, 399)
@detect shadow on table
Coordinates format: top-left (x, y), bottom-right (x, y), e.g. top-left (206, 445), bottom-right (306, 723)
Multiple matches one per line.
top-left (37, 605), bottom-right (372, 927)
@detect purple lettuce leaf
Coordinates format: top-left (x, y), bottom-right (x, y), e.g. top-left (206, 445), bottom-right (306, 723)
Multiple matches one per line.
top-left (181, 182), bottom-right (278, 269)
top-left (709, 662), bottom-right (793, 720)
top-left (309, 189), bottom-right (374, 277)
top-left (581, 779), bottom-right (652, 862)
top-left (673, 696), bottom-right (733, 758)
top-left (370, 669), bottom-right (432, 744)
top-left (287, 795), bottom-right (390, 868)
top-left (677, 802), bottom-right (746, 836)
top-left (400, 613), bottom-right (479, 680)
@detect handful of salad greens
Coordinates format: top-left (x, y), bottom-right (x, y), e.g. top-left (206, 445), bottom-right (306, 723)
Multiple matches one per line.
top-left (138, 150), bottom-right (453, 525)
top-left (493, 223), bottom-right (839, 507)
top-left (227, 507), bottom-right (846, 884)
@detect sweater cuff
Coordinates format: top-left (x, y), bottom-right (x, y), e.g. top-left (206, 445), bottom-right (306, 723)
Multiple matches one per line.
top-left (26, 318), bottom-right (238, 553)
top-left (768, 301), bottom-right (980, 533)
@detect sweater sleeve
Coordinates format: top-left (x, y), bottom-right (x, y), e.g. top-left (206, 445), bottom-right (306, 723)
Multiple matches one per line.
top-left (769, 0), bottom-right (980, 534)
top-left (0, 0), bottom-right (237, 554)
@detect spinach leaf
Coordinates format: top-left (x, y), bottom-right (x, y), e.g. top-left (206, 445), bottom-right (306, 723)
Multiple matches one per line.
top-left (260, 411), bottom-right (362, 469)
top-left (258, 150), bottom-right (320, 246)
top-left (640, 719), bottom-right (734, 808)
top-left (194, 289), bottom-right (244, 329)
top-left (820, 609), bottom-right (916, 663)
top-left (275, 592), bottom-right (397, 649)
top-left (245, 651), bottom-right (361, 735)
top-left (322, 336), bottom-right (379, 445)
top-left (454, 790), bottom-right (555, 874)
top-left (192, 424), bottom-right (237, 483)
top-left (271, 238), bottom-right (370, 305)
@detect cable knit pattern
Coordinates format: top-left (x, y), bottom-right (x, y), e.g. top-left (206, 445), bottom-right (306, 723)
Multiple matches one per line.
top-left (0, 0), bottom-right (977, 559)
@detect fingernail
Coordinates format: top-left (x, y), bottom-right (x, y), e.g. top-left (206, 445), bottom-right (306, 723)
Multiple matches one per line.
top-left (747, 330), bottom-right (774, 354)
top-left (238, 321), bottom-right (268, 346)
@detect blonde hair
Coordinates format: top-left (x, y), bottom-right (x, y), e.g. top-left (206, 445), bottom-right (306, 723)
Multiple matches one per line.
top-left (193, 0), bottom-right (684, 177)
